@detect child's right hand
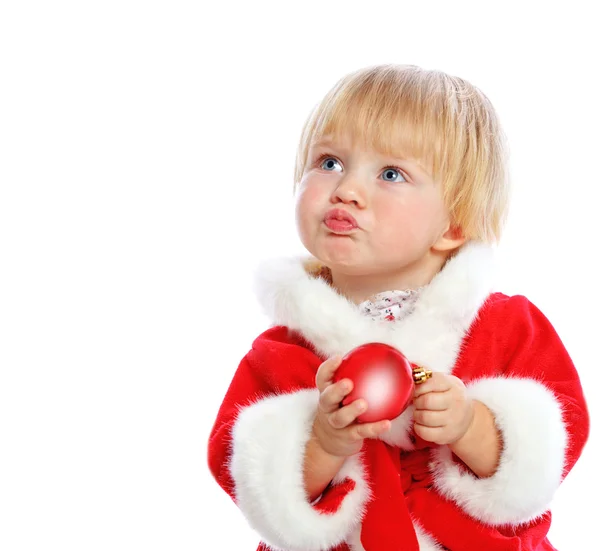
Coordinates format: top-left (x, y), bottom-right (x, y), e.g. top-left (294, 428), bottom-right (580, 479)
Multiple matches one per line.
top-left (312, 355), bottom-right (392, 458)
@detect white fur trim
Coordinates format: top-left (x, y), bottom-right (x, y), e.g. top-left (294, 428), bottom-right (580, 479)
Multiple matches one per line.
top-left (229, 389), bottom-right (370, 551)
top-left (254, 240), bottom-right (494, 371)
top-left (345, 519), bottom-right (443, 550)
top-left (379, 406), bottom-right (416, 449)
top-left (346, 525), bottom-right (364, 551)
top-left (254, 241), bottom-right (496, 449)
top-left (431, 377), bottom-right (568, 525)
top-left (414, 521), bottom-right (444, 551)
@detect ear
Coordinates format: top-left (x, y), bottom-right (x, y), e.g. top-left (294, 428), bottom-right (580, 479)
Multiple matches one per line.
top-left (432, 223), bottom-right (467, 253)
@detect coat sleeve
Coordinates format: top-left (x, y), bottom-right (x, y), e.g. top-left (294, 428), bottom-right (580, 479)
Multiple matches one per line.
top-left (207, 330), bottom-right (370, 551)
top-left (430, 295), bottom-right (590, 526)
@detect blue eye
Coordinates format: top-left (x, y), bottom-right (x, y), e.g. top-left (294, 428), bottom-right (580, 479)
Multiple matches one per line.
top-left (381, 168), bottom-right (407, 183)
top-left (320, 157), bottom-right (342, 172)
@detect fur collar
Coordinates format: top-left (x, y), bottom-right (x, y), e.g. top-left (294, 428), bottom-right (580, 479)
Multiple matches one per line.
top-left (254, 241), bottom-right (497, 373)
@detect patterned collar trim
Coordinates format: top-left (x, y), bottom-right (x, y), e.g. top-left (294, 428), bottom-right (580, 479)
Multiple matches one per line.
top-left (359, 288), bottom-right (423, 322)
top-left (314, 265), bottom-right (423, 322)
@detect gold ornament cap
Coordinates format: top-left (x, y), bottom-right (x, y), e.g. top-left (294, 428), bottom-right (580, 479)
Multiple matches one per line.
top-left (412, 365), bottom-right (433, 385)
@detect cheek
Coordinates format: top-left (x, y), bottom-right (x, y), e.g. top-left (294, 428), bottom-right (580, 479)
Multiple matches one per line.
top-left (295, 180), bottom-right (326, 224)
top-left (374, 195), bottom-right (446, 245)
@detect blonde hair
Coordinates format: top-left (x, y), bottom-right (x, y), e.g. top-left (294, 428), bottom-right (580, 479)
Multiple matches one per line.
top-left (294, 64), bottom-right (510, 244)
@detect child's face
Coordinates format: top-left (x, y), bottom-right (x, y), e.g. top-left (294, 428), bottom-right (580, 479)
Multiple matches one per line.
top-left (295, 134), bottom-right (455, 277)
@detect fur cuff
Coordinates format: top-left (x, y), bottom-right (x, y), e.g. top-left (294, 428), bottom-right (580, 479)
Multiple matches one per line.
top-left (378, 406), bottom-right (415, 450)
top-left (229, 389), bottom-right (370, 551)
top-left (431, 377), bottom-right (567, 525)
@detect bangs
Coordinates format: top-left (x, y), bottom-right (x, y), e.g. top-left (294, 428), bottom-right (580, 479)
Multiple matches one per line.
top-left (301, 66), bottom-right (452, 178)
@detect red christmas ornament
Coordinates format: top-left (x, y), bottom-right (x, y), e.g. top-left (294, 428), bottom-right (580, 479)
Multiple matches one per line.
top-left (333, 343), bottom-right (432, 423)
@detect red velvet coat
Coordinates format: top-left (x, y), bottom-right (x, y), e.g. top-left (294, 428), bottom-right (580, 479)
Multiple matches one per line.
top-left (208, 242), bottom-right (589, 551)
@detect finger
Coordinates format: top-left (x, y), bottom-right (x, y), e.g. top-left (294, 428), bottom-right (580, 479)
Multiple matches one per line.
top-left (413, 390), bottom-right (450, 411)
top-left (413, 372), bottom-right (450, 398)
top-left (413, 408), bottom-right (446, 428)
top-left (352, 419), bottom-right (392, 440)
top-left (319, 379), bottom-right (354, 414)
top-left (315, 355), bottom-right (343, 392)
top-left (328, 398), bottom-right (368, 429)
top-left (413, 423), bottom-right (444, 444)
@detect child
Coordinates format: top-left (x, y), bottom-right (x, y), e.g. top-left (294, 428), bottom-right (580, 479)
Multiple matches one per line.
top-left (207, 64), bottom-right (589, 550)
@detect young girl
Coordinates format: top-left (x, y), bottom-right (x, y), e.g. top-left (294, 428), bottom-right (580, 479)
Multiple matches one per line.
top-left (207, 64), bottom-right (589, 550)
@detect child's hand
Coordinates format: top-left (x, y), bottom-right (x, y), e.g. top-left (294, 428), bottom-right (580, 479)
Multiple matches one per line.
top-left (312, 356), bottom-right (391, 458)
top-left (412, 372), bottom-right (474, 445)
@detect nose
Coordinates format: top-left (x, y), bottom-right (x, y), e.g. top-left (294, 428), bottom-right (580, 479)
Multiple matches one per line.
top-left (331, 173), bottom-right (367, 208)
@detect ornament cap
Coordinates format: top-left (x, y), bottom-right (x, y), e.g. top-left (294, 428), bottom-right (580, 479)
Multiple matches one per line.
top-left (412, 365), bottom-right (433, 384)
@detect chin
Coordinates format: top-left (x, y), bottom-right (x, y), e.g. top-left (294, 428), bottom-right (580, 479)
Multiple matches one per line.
top-left (314, 244), bottom-right (363, 269)
top-left (319, 255), bottom-right (373, 276)
top-left (301, 228), bottom-right (368, 270)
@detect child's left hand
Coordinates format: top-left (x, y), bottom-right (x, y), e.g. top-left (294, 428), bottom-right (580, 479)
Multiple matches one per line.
top-left (412, 372), bottom-right (474, 445)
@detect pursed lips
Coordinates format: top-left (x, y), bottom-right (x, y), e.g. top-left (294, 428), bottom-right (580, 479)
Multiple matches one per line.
top-left (323, 208), bottom-right (359, 233)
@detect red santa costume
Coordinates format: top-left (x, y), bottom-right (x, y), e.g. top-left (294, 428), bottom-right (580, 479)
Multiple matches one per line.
top-left (207, 241), bottom-right (589, 551)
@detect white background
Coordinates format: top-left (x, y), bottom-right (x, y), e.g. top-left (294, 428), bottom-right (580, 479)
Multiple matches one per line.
top-left (1, 1), bottom-right (598, 549)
